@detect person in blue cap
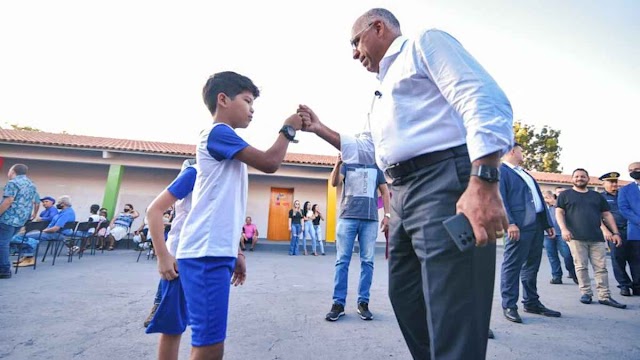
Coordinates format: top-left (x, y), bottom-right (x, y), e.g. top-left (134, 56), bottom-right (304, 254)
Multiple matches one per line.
top-left (37, 196), bottom-right (58, 223)
top-left (598, 172), bottom-right (632, 296)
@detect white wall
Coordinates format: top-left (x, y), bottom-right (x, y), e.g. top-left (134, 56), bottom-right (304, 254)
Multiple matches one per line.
top-left (1, 159), bottom-right (109, 221)
top-left (1, 157), bottom-right (383, 242)
top-left (116, 166), bottom-right (180, 231)
top-left (248, 175), bottom-right (328, 241)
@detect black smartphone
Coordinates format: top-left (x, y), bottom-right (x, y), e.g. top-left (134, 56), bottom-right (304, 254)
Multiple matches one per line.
top-left (443, 213), bottom-right (476, 252)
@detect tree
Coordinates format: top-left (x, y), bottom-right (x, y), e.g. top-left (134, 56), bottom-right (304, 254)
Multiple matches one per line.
top-left (513, 121), bottom-right (562, 173)
top-left (9, 124), bottom-right (41, 132)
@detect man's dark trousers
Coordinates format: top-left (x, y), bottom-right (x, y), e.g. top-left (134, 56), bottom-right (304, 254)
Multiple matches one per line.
top-left (388, 148), bottom-right (495, 360)
top-left (610, 231), bottom-right (640, 292)
top-left (501, 213), bottom-right (546, 309)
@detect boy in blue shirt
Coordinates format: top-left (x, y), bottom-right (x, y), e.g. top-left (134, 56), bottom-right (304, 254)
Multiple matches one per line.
top-left (176, 71), bottom-right (303, 359)
top-left (144, 159), bottom-right (196, 360)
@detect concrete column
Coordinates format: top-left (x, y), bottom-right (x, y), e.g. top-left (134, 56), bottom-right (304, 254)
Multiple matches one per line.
top-left (325, 178), bottom-right (337, 242)
top-left (101, 164), bottom-right (124, 219)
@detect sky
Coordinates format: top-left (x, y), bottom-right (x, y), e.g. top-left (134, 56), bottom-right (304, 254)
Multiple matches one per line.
top-left (1, 0), bottom-right (638, 180)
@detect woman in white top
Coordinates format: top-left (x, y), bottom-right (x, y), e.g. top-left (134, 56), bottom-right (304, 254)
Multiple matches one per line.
top-left (302, 201), bottom-right (318, 256)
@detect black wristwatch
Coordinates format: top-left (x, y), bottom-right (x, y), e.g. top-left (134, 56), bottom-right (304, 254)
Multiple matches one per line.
top-left (279, 125), bottom-right (298, 143)
top-left (470, 164), bottom-right (500, 183)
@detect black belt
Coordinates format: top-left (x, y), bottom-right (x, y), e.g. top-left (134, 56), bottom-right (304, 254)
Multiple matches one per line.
top-left (385, 145), bottom-right (468, 180)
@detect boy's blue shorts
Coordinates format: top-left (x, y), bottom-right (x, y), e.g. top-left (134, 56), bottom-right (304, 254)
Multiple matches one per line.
top-left (177, 256), bottom-right (236, 347)
top-left (145, 278), bottom-right (188, 335)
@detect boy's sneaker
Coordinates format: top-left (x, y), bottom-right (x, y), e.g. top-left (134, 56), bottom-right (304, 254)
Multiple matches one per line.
top-left (143, 303), bottom-right (160, 327)
top-left (325, 303), bottom-right (345, 321)
top-left (357, 302), bottom-right (373, 320)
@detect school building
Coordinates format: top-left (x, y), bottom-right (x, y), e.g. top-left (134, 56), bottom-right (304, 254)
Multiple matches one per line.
top-left (0, 129), bottom-right (625, 243)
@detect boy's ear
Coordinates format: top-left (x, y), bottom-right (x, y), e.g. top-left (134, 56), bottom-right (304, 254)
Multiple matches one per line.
top-left (217, 93), bottom-right (228, 108)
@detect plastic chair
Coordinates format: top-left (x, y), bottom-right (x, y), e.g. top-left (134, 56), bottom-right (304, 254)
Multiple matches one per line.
top-left (42, 221), bottom-right (77, 266)
top-left (13, 221), bottom-right (49, 274)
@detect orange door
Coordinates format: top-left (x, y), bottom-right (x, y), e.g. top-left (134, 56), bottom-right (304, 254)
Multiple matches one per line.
top-left (267, 187), bottom-right (294, 241)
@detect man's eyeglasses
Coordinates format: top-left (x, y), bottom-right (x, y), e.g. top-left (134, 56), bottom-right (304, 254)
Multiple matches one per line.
top-left (350, 22), bottom-right (374, 50)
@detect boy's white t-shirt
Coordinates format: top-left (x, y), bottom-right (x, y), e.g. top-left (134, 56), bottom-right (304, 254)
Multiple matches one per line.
top-left (177, 123), bottom-right (249, 259)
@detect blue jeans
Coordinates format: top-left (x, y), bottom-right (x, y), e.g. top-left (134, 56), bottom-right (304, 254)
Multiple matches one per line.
top-left (313, 225), bottom-right (324, 254)
top-left (544, 235), bottom-right (575, 279)
top-left (154, 280), bottom-right (163, 304)
top-left (332, 218), bottom-right (377, 306)
top-left (10, 233), bottom-right (41, 256)
top-left (289, 224), bottom-right (302, 255)
top-left (303, 221), bottom-right (317, 253)
top-left (0, 224), bottom-right (21, 274)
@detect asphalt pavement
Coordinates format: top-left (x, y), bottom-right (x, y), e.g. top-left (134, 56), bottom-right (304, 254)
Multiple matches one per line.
top-left (1, 242), bottom-right (639, 360)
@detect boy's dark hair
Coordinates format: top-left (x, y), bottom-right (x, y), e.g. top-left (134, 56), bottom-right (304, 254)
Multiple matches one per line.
top-left (202, 71), bottom-right (260, 116)
top-left (90, 204), bottom-right (100, 214)
top-left (572, 168), bottom-right (589, 177)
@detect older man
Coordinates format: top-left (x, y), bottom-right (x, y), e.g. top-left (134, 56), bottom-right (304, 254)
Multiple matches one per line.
top-left (617, 162), bottom-right (640, 296)
top-left (299, 7), bottom-right (512, 359)
top-left (0, 164), bottom-right (38, 278)
top-left (12, 195), bottom-right (76, 267)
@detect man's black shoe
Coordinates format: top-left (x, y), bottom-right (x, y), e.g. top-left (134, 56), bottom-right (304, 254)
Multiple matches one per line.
top-left (488, 329), bottom-right (495, 339)
top-left (523, 304), bottom-right (561, 317)
top-left (325, 303), bottom-right (345, 321)
top-left (598, 298), bottom-right (627, 309)
top-left (620, 287), bottom-right (631, 296)
top-left (0, 273), bottom-right (11, 279)
top-left (503, 308), bottom-right (522, 323)
top-left (357, 302), bottom-right (373, 320)
top-left (580, 294), bottom-right (592, 304)
top-left (570, 272), bottom-right (579, 285)
top-left (550, 278), bottom-right (562, 285)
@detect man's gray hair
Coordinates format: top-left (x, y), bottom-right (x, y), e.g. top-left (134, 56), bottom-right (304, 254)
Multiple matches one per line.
top-left (362, 8), bottom-right (401, 34)
top-left (57, 195), bottom-right (72, 206)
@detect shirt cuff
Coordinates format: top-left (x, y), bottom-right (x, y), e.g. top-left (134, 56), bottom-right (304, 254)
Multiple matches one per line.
top-left (466, 124), bottom-right (513, 162)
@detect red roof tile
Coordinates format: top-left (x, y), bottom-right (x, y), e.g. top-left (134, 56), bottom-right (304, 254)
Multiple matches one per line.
top-left (0, 129), bottom-right (629, 184)
top-left (0, 129), bottom-right (337, 166)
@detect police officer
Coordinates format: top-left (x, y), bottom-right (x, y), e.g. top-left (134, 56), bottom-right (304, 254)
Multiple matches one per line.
top-left (599, 172), bottom-right (631, 296)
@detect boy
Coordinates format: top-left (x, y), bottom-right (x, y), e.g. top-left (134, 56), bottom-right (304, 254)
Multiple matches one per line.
top-left (176, 71), bottom-right (304, 359)
top-left (144, 158), bottom-right (197, 360)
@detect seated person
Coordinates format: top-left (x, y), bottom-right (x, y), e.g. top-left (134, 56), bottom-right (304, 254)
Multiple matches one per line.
top-left (134, 215), bottom-right (151, 249)
top-left (78, 204), bottom-right (105, 251)
top-left (37, 196), bottom-right (58, 223)
top-left (106, 203), bottom-right (139, 250)
top-left (162, 210), bottom-right (172, 240)
top-left (240, 216), bottom-right (258, 251)
top-left (12, 196), bottom-right (76, 267)
top-left (95, 208), bottom-right (111, 250)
